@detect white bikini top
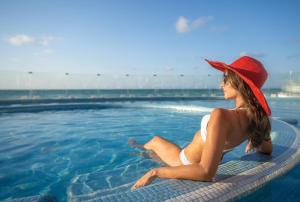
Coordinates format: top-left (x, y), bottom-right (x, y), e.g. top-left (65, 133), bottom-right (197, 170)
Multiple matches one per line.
top-left (200, 114), bottom-right (210, 142)
top-left (200, 107), bottom-right (248, 142)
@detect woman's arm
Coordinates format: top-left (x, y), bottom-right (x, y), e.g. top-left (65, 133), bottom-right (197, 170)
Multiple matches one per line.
top-left (132, 108), bottom-right (230, 190)
top-left (258, 138), bottom-right (272, 155)
top-left (245, 138), bottom-right (272, 155)
top-left (131, 164), bottom-right (211, 190)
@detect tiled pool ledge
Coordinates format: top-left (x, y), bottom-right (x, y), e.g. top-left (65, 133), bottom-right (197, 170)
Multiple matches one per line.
top-left (7, 119), bottom-right (300, 202)
top-left (69, 119), bottom-right (300, 202)
top-left (169, 119), bottom-right (300, 202)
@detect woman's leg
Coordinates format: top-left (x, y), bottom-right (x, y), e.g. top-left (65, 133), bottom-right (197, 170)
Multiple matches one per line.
top-left (143, 135), bottom-right (182, 166)
top-left (128, 138), bottom-right (163, 162)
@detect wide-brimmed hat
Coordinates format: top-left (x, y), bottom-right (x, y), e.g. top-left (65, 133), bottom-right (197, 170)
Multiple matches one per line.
top-left (205, 56), bottom-right (271, 116)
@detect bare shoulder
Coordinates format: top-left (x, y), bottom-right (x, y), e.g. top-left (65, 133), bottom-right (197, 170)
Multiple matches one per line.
top-left (211, 108), bottom-right (250, 139)
top-left (210, 108), bottom-right (232, 119)
top-left (212, 107), bottom-right (247, 119)
top-left (210, 108), bottom-right (233, 127)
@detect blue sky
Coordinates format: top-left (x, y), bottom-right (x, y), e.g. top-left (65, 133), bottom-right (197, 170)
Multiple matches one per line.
top-left (0, 0), bottom-right (299, 88)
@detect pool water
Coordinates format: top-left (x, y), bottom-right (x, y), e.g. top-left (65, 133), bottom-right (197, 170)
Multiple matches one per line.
top-left (0, 98), bottom-right (299, 201)
top-left (0, 100), bottom-right (214, 201)
top-left (237, 162), bottom-right (300, 202)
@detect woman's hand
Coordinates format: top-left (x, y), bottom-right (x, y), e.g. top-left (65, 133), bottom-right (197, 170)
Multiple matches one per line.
top-left (131, 169), bottom-right (158, 190)
top-left (245, 140), bottom-right (257, 153)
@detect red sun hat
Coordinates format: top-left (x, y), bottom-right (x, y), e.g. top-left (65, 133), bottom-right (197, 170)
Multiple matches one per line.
top-left (205, 56), bottom-right (271, 116)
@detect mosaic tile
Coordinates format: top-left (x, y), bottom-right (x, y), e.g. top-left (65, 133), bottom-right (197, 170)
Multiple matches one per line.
top-left (52, 119), bottom-right (298, 201)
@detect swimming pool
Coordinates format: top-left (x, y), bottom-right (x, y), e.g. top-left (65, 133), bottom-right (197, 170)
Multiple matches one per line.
top-left (0, 98), bottom-right (299, 201)
top-left (0, 100), bottom-right (212, 201)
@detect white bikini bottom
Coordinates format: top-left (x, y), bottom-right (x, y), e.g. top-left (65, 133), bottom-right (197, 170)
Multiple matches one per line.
top-left (179, 148), bottom-right (233, 165)
top-left (179, 149), bottom-right (192, 165)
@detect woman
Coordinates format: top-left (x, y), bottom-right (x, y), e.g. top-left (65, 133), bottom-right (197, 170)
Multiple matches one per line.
top-left (131, 56), bottom-right (272, 190)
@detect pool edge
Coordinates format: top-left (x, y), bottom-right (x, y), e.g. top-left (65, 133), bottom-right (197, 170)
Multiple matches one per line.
top-left (165, 119), bottom-right (300, 201)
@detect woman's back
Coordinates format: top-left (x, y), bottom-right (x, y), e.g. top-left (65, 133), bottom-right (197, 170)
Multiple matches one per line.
top-left (223, 108), bottom-right (250, 150)
top-left (184, 107), bottom-right (250, 164)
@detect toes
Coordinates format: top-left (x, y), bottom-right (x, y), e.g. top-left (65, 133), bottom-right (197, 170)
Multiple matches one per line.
top-left (128, 138), bottom-right (136, 146)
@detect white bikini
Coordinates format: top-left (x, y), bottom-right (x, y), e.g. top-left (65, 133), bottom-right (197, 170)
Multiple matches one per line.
top-left (200, 114), bottom-right (211, 142)
top-left (179, 107), bottom-right (247, 165)
top-left (179, 114), bottom-right (211, 165)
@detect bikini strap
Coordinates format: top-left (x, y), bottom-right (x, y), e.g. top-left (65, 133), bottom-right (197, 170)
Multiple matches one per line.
top-left (234, 106), bottom-right (249, 110)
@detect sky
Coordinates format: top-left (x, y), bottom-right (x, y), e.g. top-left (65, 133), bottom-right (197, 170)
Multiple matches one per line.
top-left (0, 0), bottom-right (299, 88)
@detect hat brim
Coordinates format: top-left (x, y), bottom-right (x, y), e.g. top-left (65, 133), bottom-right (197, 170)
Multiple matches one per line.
top-left (205, 59), bottom-right (271, 116)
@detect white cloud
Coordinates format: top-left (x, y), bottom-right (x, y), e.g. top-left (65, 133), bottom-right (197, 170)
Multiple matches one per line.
top-left (176, 16), bottom-right (189, 33)
top-left (6, 34), bottom-right (61, 47)
top-left (176, 16), bottom-right (213, 33)
top-left (39, 37), bottom-right (53, 46)
top-left (38, 36), bottom-right (62, 46)
top-left (7, 34), bottom-right (35, 46)
top-left (240, 51), bottom-right (266, 58)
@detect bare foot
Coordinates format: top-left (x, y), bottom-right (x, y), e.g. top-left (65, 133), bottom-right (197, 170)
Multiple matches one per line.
top-left (128, 138), bottom-right (137, 146)
top-left (128, 138), bottom-right (145, 150)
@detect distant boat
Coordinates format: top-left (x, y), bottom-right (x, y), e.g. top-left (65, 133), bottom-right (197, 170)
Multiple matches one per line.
top-left (276, 92), bottom-right (299, 98)
top-left (273, 81), bottom-right (300, 98)
top-left (284, 81), bottom-right (300, 93)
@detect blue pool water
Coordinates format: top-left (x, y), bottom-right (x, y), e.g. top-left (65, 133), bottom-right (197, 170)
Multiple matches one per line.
top-left (0, 100), bottom-right (213, 201)
top-left (0, 90), bottom-right (299, 201)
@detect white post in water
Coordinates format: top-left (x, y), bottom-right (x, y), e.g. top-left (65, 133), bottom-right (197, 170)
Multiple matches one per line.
top-left (180, 74), bottom-right (184, 97)
top-left (207, 74), bottom-right (211, 97)
top-left (97, 73), bottom-right (101, 97)
top-left (153, 74), bottom-right (158, 97)
top-left (28, 71), bottom-right (33, 99)
top-left (125, 74), bottom-right (130, 97)
top-left (65, 73), bottom-right (69, 98)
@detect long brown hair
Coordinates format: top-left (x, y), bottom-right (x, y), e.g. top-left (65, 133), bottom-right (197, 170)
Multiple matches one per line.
top-left (226, 69), bottom-right (271, 148)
